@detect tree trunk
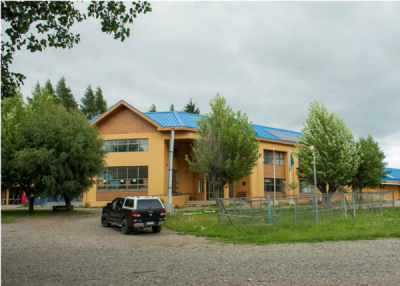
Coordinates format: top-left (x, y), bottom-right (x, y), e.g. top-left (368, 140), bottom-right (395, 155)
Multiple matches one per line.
top-left (24, 187), bottom-right (35, 214)
top-left (28, 196), bottom-right (35, 213)
top-left (358, 188), bottom-right (363, 210)
top-left (64, 195), bottom-right (72, 212)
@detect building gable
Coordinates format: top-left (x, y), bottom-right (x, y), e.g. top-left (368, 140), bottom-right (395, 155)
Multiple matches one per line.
top-left (96, 105), bottom-right (158, 134)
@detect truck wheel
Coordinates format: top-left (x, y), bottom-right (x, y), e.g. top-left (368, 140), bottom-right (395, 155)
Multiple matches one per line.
top-left (101, 214), bottom-right (110, 227)
top-left (121, 218), bottom-right (131, 235)
top-left (152, 226), bottom-right (161, 233)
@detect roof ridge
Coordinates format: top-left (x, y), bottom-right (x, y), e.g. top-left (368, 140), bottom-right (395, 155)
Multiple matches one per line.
top-left (173, 111), bottom-right (185, 126)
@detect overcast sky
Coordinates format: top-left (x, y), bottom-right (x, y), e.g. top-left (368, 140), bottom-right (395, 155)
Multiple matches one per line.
top-left (4, 1), bottom-right (400, 168)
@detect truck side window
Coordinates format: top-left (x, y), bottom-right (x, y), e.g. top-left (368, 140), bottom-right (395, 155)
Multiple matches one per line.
top-left (124, 199), bottom-right (133, 208)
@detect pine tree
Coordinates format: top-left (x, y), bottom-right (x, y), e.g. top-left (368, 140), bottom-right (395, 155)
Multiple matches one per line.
top-left (27, 81), bottom-right (42, 103)
top-left (182, 98), bottom-right (200, 114)
top-left (94, 86), bottom-right (107, 115)
top-left (55, 77), bottom-right (77, 112)
top-left (170, 104), bottom-right (174, 111)
top-left (149, 104), bottom-right (157, 112)
top-left (44, 79), bottom-right (55, 95)
top-left (80, 85), bottom-right (96, 119)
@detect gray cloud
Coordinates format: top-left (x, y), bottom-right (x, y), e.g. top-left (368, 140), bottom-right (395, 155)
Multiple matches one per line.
top-left (3, 1), bottom-right (400, 167)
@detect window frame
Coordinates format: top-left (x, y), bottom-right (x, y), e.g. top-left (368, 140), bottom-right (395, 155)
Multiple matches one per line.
top-left (264, 178), bottom-right (285, 193)
top-left (102, 139), bottom-right (149, 153)
top-left (97, 166), bottom-right (148, 192)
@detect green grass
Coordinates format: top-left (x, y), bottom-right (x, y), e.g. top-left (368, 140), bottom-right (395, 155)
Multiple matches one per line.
top-left (1, 209), bottom-right (95, 224)
top-left (165, 207), bottom-right (400, 244)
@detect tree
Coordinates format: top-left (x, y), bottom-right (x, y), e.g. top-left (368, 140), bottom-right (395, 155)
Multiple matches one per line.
top-left (1, 1), bottom-right (152, 99)
top-left (1, 91), bottom-right (30, 208)
top-left (1, 88), bottom-right (58, 213)
top-left (349, 135), bottom-right (389, 207)
top-left (185, 94), bottom-right (260, 204)
top-left (14, 100), bottom-right (107, 212)
top-left (94, 86), bottom-right (107, 115)
top-left (149, 104), bottom-right (157, 112)
top-left (170, 104), bottom-right (174, 111)
top-left (294, 101), bottom-right (361, 201)
top-left (80, 85), bottom-right (96, 119)
top-left (182, 98), bottom-right (200, 114)
top-left (44, 79), bottom-right (56, 96)
top-left (26, 81), bottom-right (42, 103)
top-left (56, 77), bottom-right (77, 112)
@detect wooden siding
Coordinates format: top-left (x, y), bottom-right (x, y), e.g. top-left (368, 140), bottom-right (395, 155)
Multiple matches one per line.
top-left (264, 164), bottom-right (286, 179)
top-left (97, 106), bottom-right (157, 134)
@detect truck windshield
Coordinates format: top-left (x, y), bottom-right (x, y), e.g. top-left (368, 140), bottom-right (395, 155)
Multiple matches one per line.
top-left (137, 199), bottom-right (163, 209)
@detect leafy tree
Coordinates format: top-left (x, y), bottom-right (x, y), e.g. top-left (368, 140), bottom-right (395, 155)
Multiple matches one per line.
top-left (294, 101), bottom-right (361, 201)
top-left (56, 77), bottom-right (77, 112)
top-left (1, 91), bottom-right (30, 207)
top-left (349, 135), bottom-right (389, 207)
top-left (1, 88), bottom-right (58, 213)
top-left (170, 104), bottom-right (174, 111)
top-left (186, 94), bottom-right (260, 204)
top-left (94, 86), bottom-right (107, 115)
top-left (1, 1), bottom-right (152, 99)
top-left (149, 104), bottom-right (157, 112)
top-left (80, 85), bottom-right (96, 119)
top-left (14, 100), bottom-right (107, 212)
top-left (182, 98), bottom-right (200, 114)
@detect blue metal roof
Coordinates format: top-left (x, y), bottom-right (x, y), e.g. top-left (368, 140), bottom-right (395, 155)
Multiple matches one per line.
top-left (383, 168), bottom-right (400, 182)
top-left (143, 111), bottom-right (199, 128)
top-left (142, 111), bottom-right (302, 142)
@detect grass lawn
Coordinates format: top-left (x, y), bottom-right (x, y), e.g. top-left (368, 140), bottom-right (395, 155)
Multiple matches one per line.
top-left (1, 209), bottom-right (95, 224)
top-left (165, 207), bottom-right (400, 244)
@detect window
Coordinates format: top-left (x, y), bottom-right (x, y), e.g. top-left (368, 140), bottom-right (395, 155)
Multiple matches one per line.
top-left (124, 199), bottom-right (134, 208)
top-left (264, 178), bottom-right (285, 193)
top-left (174, 146), bottom-right (179, 158)
top-left (97, 166), bottom-right (148, 191)
top-left (172, 170), bottom-right (178, 193)
top-left (102, 139), bottom-right (148, 152)
top-left (276, 152), bottom-right (284, 166)
top-left (264, 151), bottom-right (274, 165)
top-left (263, 150), bottom-right (284, 166)
top-left (137, 199), bottom-right (163, 209)
top-left (198, 179), bottom-right (204, 193)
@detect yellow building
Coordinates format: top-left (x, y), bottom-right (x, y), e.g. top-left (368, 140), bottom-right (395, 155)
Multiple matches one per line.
top-left (84, 100), bottom-right (304, 207)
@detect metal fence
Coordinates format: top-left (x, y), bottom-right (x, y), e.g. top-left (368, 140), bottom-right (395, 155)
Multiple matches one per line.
top-left (217, 191), bottom-right (395, 228)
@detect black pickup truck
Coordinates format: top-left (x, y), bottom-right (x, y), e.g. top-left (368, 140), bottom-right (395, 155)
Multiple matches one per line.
top-left (101, 196), bottom-right (166, 234)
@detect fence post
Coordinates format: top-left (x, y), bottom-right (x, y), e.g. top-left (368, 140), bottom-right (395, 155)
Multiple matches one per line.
top-left (268, 194), bottom-right (271, 223)
top-left (295, 196), bottom-right (298, 223)
top-left (234, 198), bottom-right (237, 228)
top-left (380, 193), bottom-right (383, 215)
top-left (218, 199), bottom-right (221, 226)
top-left (279, 197), bottom-right (282, 221)
top-left (352, 193), bottom-right (356, 218)
top-left (250, 199), bottom-right (253, 229)
top-left (393, 191), bottom-right (395, 212)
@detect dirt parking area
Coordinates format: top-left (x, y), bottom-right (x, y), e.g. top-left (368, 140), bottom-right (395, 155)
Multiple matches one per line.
top-left (2, 208), bottom-right (400, 286)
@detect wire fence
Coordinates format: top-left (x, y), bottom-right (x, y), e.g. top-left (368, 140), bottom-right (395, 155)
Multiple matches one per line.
top-left (217, 191), bottom-right (395, 228)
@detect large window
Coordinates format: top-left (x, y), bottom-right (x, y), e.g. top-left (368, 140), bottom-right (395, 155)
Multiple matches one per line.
top-left (264, 178), bottom-right (285, 193)
top-left (263, 151), bottom-right (285, 166)
top-left (198, 179), bottom-right (204, 193)
top-left (97, 166), bottom-right (148, 191)
top-left (102, 139), bottom-right (148, 152)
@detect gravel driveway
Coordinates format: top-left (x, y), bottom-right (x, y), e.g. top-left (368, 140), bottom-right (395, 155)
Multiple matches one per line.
top-left (2, 208), bottom-right (400, 286)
